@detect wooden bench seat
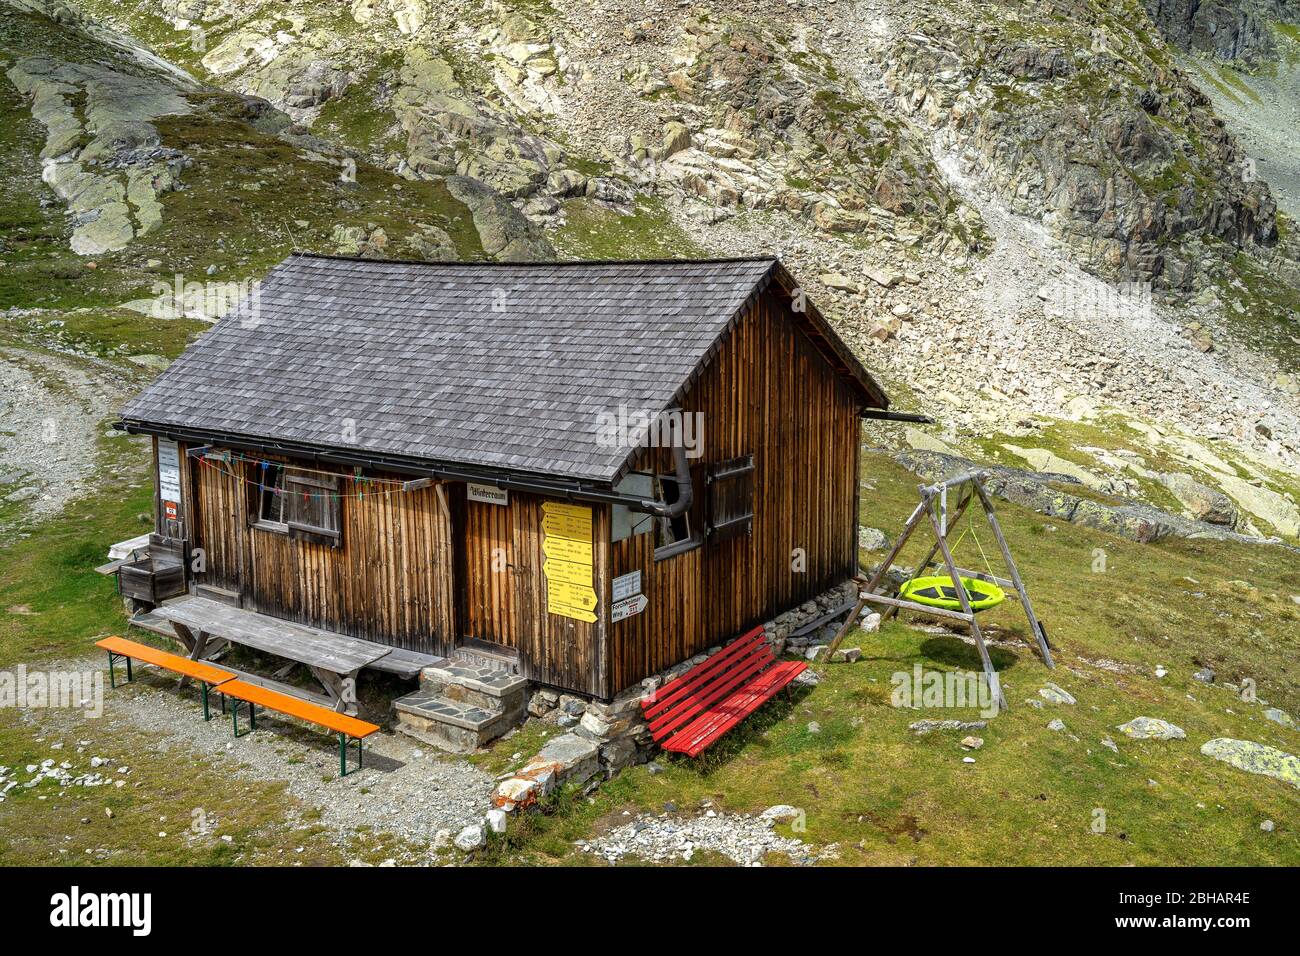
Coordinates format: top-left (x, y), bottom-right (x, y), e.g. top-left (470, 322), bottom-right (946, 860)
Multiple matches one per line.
top-left (642, 626), bottom-right (807, 758)
top-left (215, 679), bottom-right (380, 777)
top-left (96, 635), bottom-right (234, 720)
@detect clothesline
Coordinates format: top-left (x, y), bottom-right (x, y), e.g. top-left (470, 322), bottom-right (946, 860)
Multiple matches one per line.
top-left (196, 453), bottom-right (414, 502)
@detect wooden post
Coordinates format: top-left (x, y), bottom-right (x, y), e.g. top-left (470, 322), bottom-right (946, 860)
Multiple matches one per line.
top-left (972, 477), bottom-right (1054, 669)
top-left (822, 496), bottom-right (927, 660)
top-left (924, 496), bottom-right (1006, 711)
top-left (881, 484), bottom-right (975, 624)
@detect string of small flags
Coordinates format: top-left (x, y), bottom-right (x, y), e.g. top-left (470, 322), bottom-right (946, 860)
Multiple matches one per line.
top-left (195, 452), bottom-right (414, 502)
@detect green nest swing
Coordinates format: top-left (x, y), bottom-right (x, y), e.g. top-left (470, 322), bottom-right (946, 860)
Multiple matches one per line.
top-left (898, 575), bottom-right (1005, 613)
top-left (897, 511), bottom-right (1007, 613)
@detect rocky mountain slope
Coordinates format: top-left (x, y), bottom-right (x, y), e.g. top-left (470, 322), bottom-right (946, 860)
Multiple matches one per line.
top-left (3, 0), bottom-right (1299, 543)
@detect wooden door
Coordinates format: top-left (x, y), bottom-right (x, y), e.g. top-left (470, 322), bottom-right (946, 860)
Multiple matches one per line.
top-left (464, 498), bottom-right (520, 649)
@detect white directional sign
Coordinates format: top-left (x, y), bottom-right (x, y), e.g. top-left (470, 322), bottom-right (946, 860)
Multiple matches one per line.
top-left (610, 593), bottom-right (648, 623)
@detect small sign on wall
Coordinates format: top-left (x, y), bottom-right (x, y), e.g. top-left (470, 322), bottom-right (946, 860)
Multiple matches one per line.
top-left (611, 593), bottom-right (648, 623)
top-left (467, 482), bottom-right (508, 506)
top-left (612, 570), bottom-right (642, 602)
top-left (158, 438), bottom-right (182, 520)
top-left (611, 569), bottom-right (645, 623)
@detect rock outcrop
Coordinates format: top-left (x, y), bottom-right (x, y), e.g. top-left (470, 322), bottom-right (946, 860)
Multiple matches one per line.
top-left (6, 55), bottom-right (193, 254)
top-left (883, 18), bottom-right (1281, 287)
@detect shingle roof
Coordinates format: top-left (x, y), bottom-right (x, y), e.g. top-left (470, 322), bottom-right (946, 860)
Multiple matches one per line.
top-left (121, 253), bottom-right (885, 483)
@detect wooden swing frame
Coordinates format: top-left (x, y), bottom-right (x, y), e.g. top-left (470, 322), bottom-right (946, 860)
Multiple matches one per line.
top-left (825, 470), bottom-right (1054, 710)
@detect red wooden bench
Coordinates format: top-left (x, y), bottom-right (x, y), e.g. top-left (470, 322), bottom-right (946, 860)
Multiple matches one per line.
top-left (642, 626), bottom-right (808, 757)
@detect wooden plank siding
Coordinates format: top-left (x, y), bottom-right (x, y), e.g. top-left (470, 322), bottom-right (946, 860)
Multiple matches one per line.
top-left (181, 450), bottom-right (457, 656)
top-left (154, 287), bottom-right (861, 699)
top-left (602, 288), bottom-right (861, 697)
top-left (464, 492), bottom-right (608, 697)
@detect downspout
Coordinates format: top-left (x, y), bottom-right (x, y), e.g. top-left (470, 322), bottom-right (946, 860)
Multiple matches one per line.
top-left (632, 407), bottom-right (693, 519)
top-left (638, 440), bottom-right (693, 519)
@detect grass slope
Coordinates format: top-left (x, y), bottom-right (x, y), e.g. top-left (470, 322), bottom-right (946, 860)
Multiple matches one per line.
top-left (1, 438), bottom-right (1298, 865)
top-left (477, 451), bottom-right (1300, 865)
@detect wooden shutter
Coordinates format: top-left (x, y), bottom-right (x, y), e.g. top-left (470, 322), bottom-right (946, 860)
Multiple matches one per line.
top-left (284, 470), bottom-right (342, 546)
top-left (706, 455), bottom-right (754, 542)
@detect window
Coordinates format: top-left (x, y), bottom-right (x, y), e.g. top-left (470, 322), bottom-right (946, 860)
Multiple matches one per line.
top-left (251, 463), bottom-right (341, 546)
top-left (652, 470), bottom-right (701, 560)
top-left (706, 455), bottom-right (754, 543)
top-left (256, 464), bottom-right (288, 527)
top-left (284, 470), bottom-right (341, 545)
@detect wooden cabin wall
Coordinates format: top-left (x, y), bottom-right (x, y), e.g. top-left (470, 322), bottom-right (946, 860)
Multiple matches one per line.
top-left (463, 490), bottom-right (609, 697)
top-left (180, 447), bottom-right (457, 655)
top-left (604, 288), bottom-right (861, 696)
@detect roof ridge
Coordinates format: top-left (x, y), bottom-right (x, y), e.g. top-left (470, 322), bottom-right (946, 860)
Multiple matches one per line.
top-left (288, 251), bottom-right (781, 268)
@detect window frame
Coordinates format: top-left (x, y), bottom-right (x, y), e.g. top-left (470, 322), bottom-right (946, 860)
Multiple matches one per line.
top-left (283, 470), bottom-right (342, 547)
top-left (651, 469), bottom-right (702, 562)
top-left (248, 463), bottom-right (342, 547)
top-left (252, 463), bottom-right (289, 533)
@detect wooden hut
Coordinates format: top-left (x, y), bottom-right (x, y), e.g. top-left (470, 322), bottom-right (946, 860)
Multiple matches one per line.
top-left (115, 254), bottom-right (888, 703)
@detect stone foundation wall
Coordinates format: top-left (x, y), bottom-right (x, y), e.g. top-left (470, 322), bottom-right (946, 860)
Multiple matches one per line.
top-left (489, 581), bottom-right (856, 817)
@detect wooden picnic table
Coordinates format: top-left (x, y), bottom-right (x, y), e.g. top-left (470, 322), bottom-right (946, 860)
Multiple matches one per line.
top-left (150, 596), bottom-right (391, 715)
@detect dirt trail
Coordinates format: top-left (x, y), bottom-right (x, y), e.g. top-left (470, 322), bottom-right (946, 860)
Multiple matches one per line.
top-left (0, 345), bottom-right (132, 527)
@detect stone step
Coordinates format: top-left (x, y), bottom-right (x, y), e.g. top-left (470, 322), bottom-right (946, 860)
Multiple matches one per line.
top-left (393, 687), bottom-right (525, 753)
top-left (420, 660), bottom-right (530, 714)
top-left (452, 643), bottom-right (519, 674)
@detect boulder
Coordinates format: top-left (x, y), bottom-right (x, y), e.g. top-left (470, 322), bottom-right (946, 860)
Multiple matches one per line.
top-left (598, 737), bottom-right (637, 774)
top-left (661, 121), bottom-right (692, 158)
top-left (858, 526), bottom-right (890, 551)
top-left (820, 272), bottom-right (858, 292)
top-left (862, 265), bottom-right (901, 287)
top-left (444, 174), bottom-right (552, 261)
top-left (493, 776), bottom-right (539, 810)
top-left (527, 689), bottom-right (558, 718)
top-left (1116, 717), bottom-right (1186, 740)
top-left (1215, 473), bottom-right (1300, 538)
top-left (1263, 708), bottom-right (1297, 730)
top-left (1158, 473), bottom-right (1239, 527)
top-left (1003, 445), bottom-right (1106, 491)
top-left (905, 428), bottom-right (959, 456)
top-left (521, 732), bottom-right (599, 788)
top-left (389, 0), bottom-right (427, 34)
top-left (1038, 683), bottom-right (1076, 706)
top-left (454, 824), bottom-right (486, 851)
top-left (1201, 738), bottom-right (1300, 788)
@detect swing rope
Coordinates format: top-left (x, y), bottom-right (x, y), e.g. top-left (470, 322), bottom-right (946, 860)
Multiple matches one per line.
top-left (898, 505), bottom-right (1006, 612)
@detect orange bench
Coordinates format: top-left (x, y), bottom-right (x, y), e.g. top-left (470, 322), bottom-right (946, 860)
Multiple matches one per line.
top-left (215, 679), bottom-right (380, 777)
top-left (96, 635), bottom-right (234, 720)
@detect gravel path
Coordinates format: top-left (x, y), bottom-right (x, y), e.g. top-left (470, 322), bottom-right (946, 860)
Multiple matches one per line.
top-left (0, 344), bottom-right (134, 527)
top-left (34, 656), bottom-right (495, 854)
top-left (579, 809), bottom-right (835, 866)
